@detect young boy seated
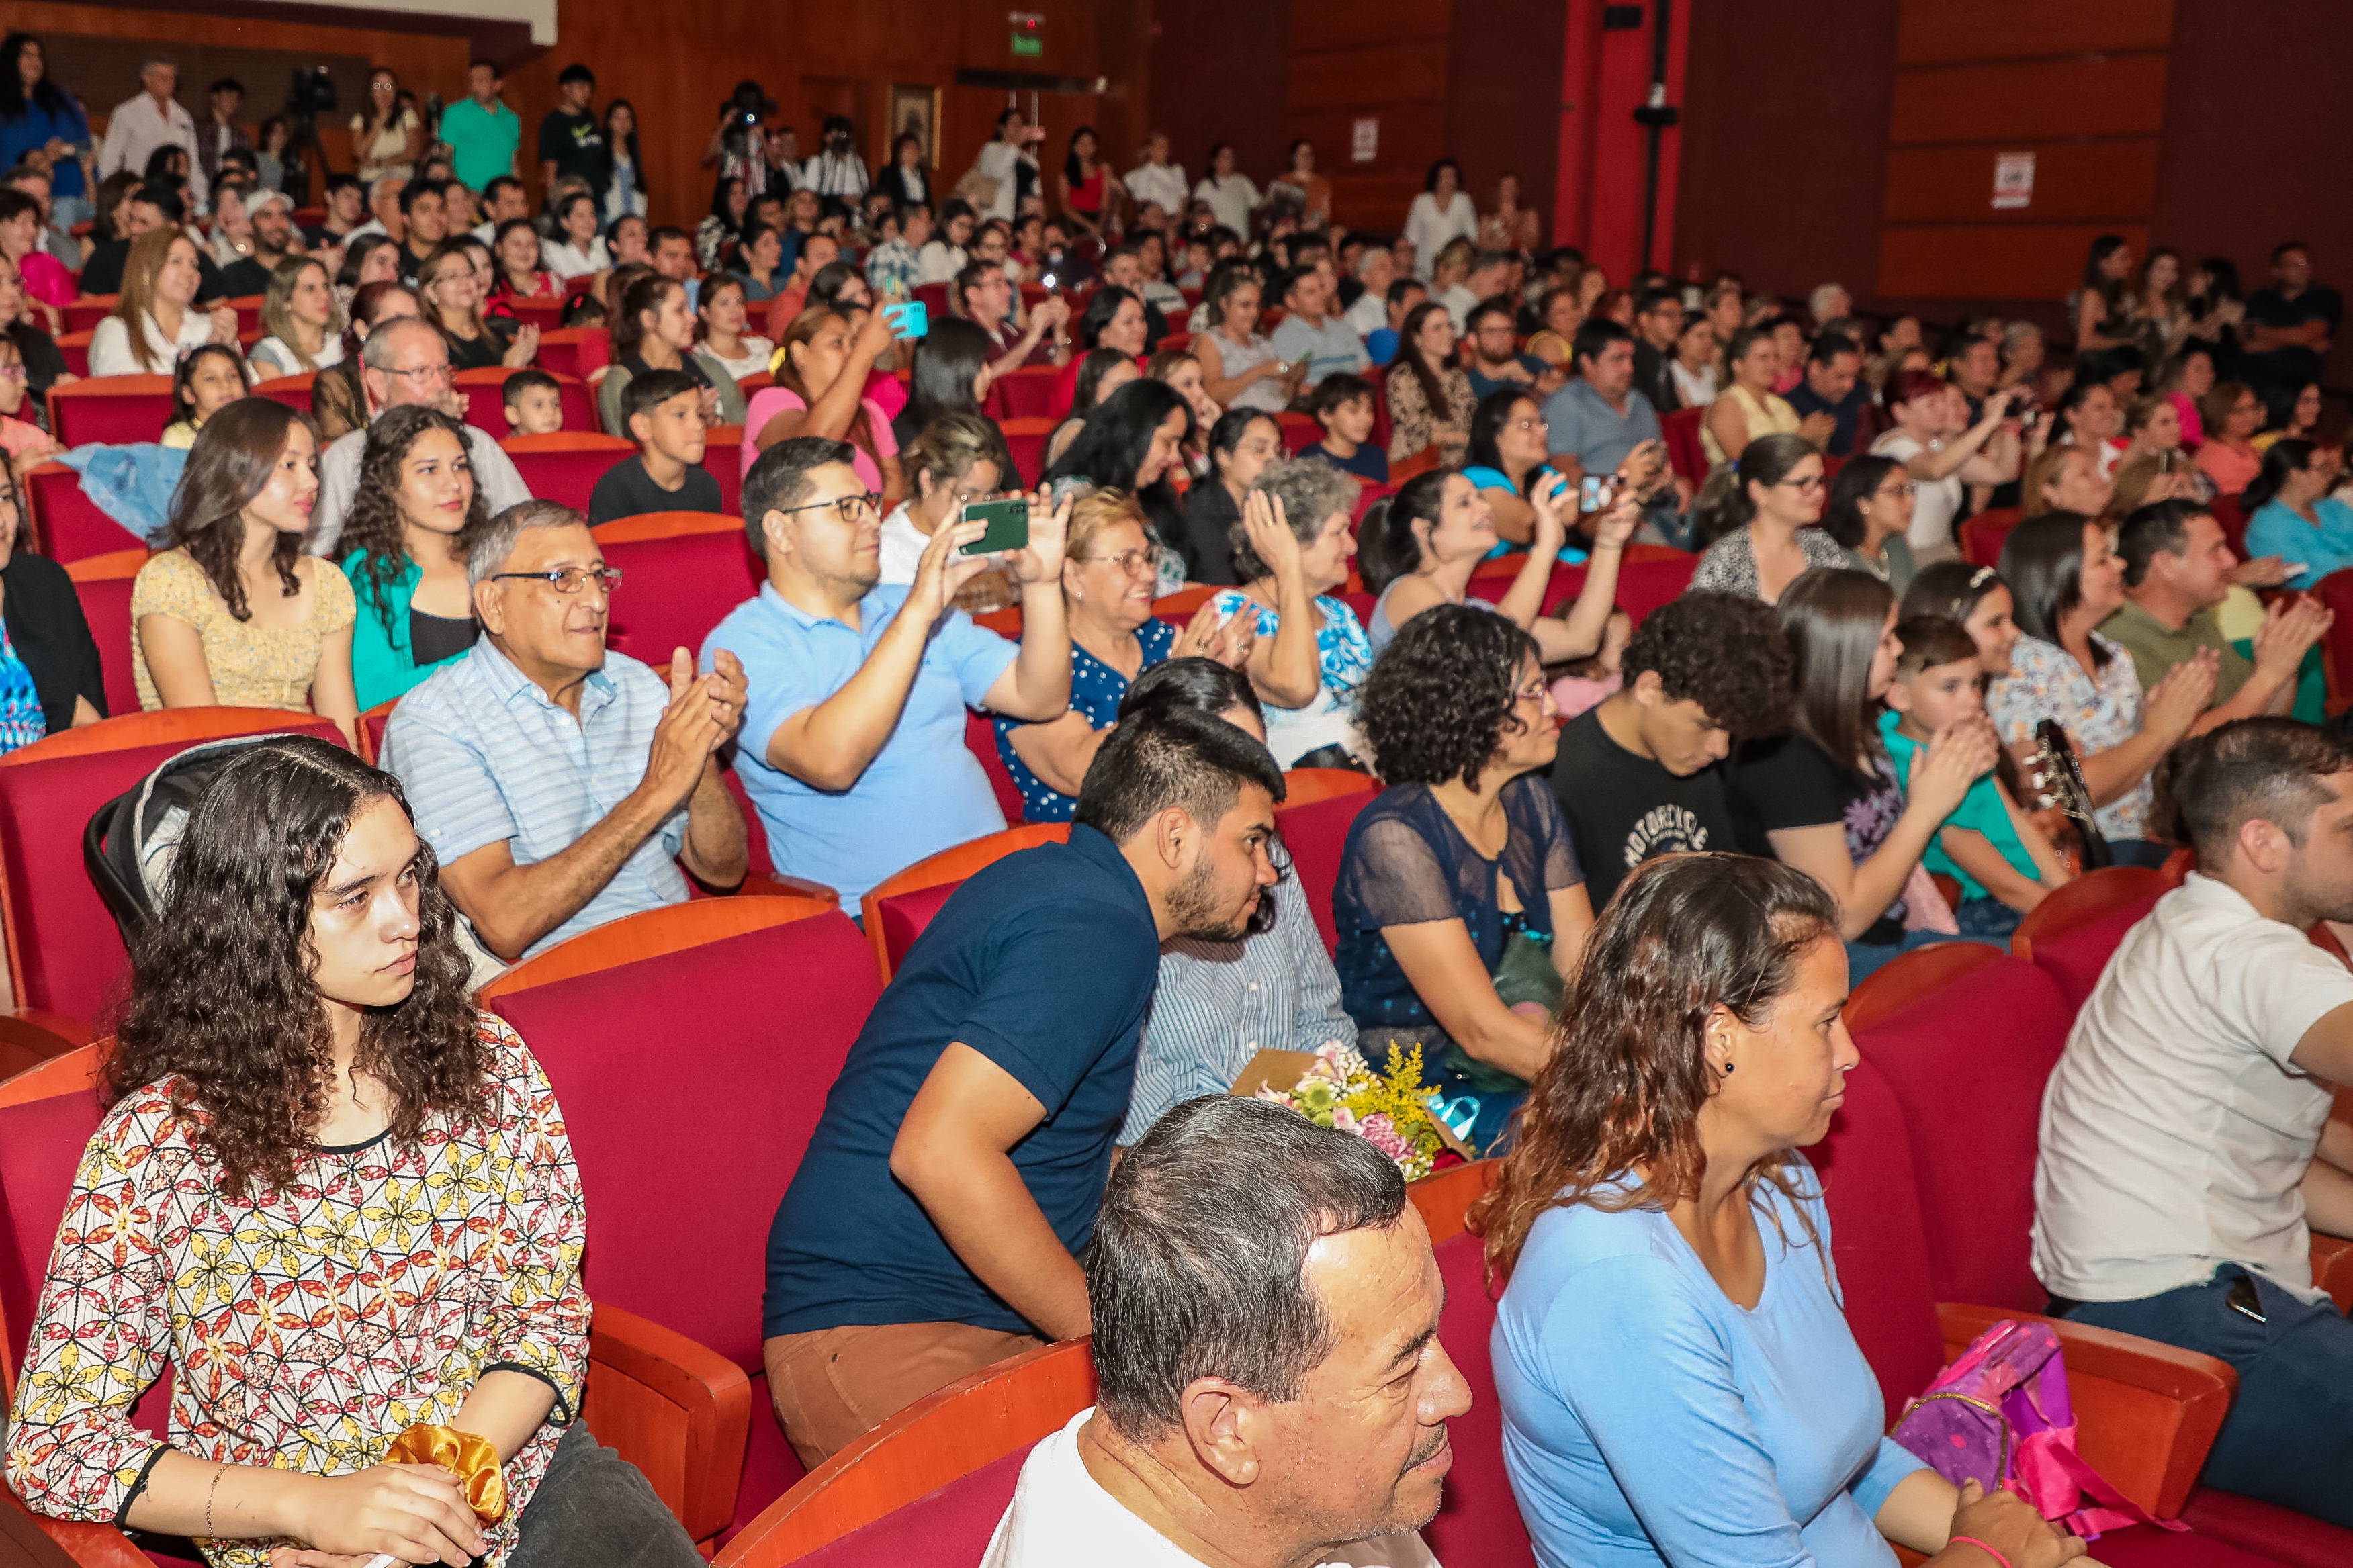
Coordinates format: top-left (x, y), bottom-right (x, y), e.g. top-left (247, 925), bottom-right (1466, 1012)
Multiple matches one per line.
top-left (587, 367), bottom-right (722, 526)
top-left (502, 368), bottom-right (567, 436)
top-left (1879, 615), bottom-right (2074, 939)
top-left (1302, 373), bottom-right (1388, 483)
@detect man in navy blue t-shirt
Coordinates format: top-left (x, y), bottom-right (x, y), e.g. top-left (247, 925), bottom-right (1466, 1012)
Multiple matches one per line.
top-left (2241, 242), bottom-right (2341, 398)
top-left (760, 705), bottom-right (1286, 1467)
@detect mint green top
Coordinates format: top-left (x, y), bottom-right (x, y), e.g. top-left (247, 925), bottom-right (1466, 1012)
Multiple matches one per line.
top-left (1876, 709), bottom-right (2033, 903)
top-left (340, 549), bottom-right (474, 711)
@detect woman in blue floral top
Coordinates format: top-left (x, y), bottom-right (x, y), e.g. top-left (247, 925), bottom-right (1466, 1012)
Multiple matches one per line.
top-left (1988, 512), bottom-right (2215, 866)
top-left (1207, 459), bottom-right (1377, 770)
top-left (996, 488), bottom-right (1255, 821)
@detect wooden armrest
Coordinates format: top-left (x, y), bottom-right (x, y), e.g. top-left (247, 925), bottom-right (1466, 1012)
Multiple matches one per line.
top-left (738, 872), bottom-right (840, 907)
top-left (1937, 1302), bottom-right (2235, 1520)
top-left (2312, 1234), bottom-right (2353, 1314)
top-left (4, 1489), bottom-right (146, 1568)
top-left (587, 1304), bottom-right (753, 1547)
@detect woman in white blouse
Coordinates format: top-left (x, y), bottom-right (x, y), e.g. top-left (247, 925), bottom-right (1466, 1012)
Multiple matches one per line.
top-left (541, 191), bottom-right (611, 280)
top-left (89, 229), bottom-right (238, 378)
top-left (1401, 160), bottom-right (1479, 280)
top-left (245, 256), bottom-right (345, 380)
top-left (1192, 144), bottom-right (1260, 236)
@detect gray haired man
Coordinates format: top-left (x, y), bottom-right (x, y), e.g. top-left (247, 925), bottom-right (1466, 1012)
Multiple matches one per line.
top-left (309, 318), bottom-right (531, 555)
top-left (983, 1095), bottom-right (1468, 1567)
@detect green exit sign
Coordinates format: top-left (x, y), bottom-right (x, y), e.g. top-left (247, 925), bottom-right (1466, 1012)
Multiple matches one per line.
top-left (1010, 8), bottom-right (1042, 55)
top-left (1011, 32), bottom-right (1041, 54)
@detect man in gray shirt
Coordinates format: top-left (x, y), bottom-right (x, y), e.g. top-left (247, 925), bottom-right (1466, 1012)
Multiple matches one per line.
top-left (1270, 265), bottom-right (1371, 389)
top-left (1542, 319), bottom-right (1690, 547)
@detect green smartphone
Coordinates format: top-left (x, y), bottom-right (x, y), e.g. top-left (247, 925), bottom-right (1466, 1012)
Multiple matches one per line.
top-left (961, 498), bottom-right (1030, 555)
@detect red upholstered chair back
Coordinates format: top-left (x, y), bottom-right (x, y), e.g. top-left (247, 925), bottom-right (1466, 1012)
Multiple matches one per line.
top-left (2315, 569), bottom-right (2353, 707)
top-left (48, 375), bottom-right (173, 447)
top-left (964, 710), bottom-right (1027, 823)
top-left (1462, 551), bottom-right (1697, 630)
top-left (500, 433), bottom-right (635, 512)
top-left (1849, 956), bottom-right (2072, 1311)
top-left (24, 463), bottom-right (144, 563)
top-left (781, 1455), bottom-right (1028, 1567)
top-left (1274, 788), bottom-right (1378, 955)
top-left (62, 297), bottom-right (118, 333)
top-left (1660, 406), bottom-right (1708, 483)
top-left (65, 551), bottom-right (146, 717)
top-left (873, 880), bottom-right (958, 978)
top-left (2023, 890), bottom-right (2161, 1013)
top-left (0, 1087), bottom-right (176, 1442)
top-left (596, 528), bottom-right (764, 665)
top-left (705, 427), bottom-right (746, 517)
top-left (0, 723), bottom-right (343, 1023)
top-left (1808, 1056), bottom-right (1951, 1418)
top-left (1959, 507), bottom-right (2022, 569)
top-left (998, 417), bottom-right (1053, 490)
top-left (487, 912), bottom-right (879, 1375)
top-left (533, 327), bottom-right (608, 382)
top-left (989, 365), bottom-right (1059, 420)
top-left (1425, 1230), bottom-right (1536, 1568)
top-left (2209, 492), bottom-right (2248, 560)
top-left (252, 372), bottom-right (316, 414)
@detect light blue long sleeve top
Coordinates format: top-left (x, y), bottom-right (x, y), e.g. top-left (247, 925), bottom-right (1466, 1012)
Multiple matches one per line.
top-left (1493, 1164), bottom-right (1925, 1567)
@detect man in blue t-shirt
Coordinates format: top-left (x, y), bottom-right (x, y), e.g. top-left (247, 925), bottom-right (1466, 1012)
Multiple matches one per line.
top-left (2241, 242), bottom-right (2341, 398)
top-left (758, 705), bottom-right (1286, 1467)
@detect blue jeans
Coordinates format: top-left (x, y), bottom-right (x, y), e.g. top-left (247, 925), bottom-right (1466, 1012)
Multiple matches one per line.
top-left (2056, 1267), bottom-right (2353, 1527)
top-left (1953, 898), bottom-right (2023, 940)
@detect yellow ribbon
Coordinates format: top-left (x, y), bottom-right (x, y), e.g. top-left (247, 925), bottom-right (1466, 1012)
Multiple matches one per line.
top-left (382, 1425), bottom-right (507, 1523)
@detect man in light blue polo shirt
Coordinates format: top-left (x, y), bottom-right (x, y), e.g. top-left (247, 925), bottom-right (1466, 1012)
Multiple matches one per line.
top-left (1542, 318), bottom-right (1691, 547)
top-left (703, 436), bottom-right (1073, 903)
top-left (1269, 265), bottom-right (1370, 389)
top-left (384, 500), bottom-right (750, 961)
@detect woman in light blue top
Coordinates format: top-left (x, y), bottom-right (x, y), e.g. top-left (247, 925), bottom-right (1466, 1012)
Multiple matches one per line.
top-left (2241, 437), bottom-right (2353, 592)
top-left (1476, 854), bottom-right (2085, 1568)
top-left (338, 406), bottom-right (486, 710)
top-left (1464, 387), bottom-right (1584, 559)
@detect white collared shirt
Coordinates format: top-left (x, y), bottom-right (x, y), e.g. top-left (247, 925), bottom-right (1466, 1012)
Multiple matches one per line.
top-left (982, 1409), bottom-right (1439, 1568)
top-left (99, 91), bottom-right (207, 210)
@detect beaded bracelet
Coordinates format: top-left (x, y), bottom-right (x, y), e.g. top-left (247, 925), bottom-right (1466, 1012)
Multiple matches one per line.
top-left (204, 1463), bottom-right (226, 1539)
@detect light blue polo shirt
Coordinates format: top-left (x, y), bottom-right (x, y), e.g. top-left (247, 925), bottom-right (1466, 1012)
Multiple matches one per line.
top-left (703, 581), bottom-right (1019, 901)
top-left (381, 636), bottom-right (688, 957)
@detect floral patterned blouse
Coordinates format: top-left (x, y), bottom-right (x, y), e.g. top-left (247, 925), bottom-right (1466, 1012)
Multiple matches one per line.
top-left (1385, 362), bottom-right (1476, 467)
top-left (3, 1017), bottom-right (588, 1567)
top-left (1988, 632), bottom-right (2151, 842)
top-left (1208, 589), bottom-right (1374, 768)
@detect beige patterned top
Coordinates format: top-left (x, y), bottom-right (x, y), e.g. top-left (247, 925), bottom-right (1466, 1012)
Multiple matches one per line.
top-left (131, 549), bottom-right (355, 713)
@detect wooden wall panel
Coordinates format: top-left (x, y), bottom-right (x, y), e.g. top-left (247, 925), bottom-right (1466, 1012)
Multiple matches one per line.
top-left (1282, 0), bottom-right (1449, 232)
top-left (1897, 0), bottom-right (2175, 63)
top-left (1882, 141), bottom-right (2160, 225)
top-left (1888, 55), bottom-right (2170, 144)
top-left (1288, 45), bottom-right (1450, 113)
top-left (1880, 224), bottom-right (2148, 302)
top-left (1290, 0), bottom-right (1448, 52)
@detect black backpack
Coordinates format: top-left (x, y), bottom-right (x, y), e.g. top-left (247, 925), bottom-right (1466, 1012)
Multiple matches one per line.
top-left (83, 734), bottom-right (295, 945)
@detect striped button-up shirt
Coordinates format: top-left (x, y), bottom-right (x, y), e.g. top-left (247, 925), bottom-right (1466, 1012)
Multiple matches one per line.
top-left (382, 637), bottom-right (688, 957)
top-left (1120, 873), bottom-right (1358, 1145)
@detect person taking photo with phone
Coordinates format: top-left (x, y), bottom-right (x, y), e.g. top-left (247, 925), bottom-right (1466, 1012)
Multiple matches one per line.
top-left (704, 436), bottom-right (1073, 903)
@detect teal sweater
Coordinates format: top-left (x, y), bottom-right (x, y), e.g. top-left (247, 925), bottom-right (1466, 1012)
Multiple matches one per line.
top-left (340, 549), bottom-right (474, 710)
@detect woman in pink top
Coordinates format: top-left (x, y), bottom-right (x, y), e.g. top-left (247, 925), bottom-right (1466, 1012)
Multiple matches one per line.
top-left (2194, 379), bottom-right (2264, 496)
top-left (742, 303), bottom-right (907, 502)
top-left (2160, 342), bottom-right (2214, 445)
top-left (0, 188), bottom-right (71, 323)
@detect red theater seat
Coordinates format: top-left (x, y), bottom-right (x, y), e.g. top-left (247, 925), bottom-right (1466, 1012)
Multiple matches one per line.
top-left (989, 365), bottom-right (1059, 420)
top-left (858, 823), bottom-right (1072, 983)
top-left (1660, 405), bottom-right (1708, 483)
top-left (46, 375), bottom-right (175, 447)
top-left (64, 549), bottom-right (145, 718)
top-left (706, 425), bottom-right (746, 517)
top-left (1273, 785), bottom-right (1378, 955)
top-left (0, 717), bottom-right (343, 1023)
top-left (252, 371), bottom-right (315, 414)
top-left (1463, 545), bottom-right (1696, 628)
top-left (455, 366), bottom-right (594, 437)
top-left (2011, 865), bottom-right (2165, 1009)
top-left (963, 709), bottom-right (1027, 825)
top-left (480, 896), bottom-right (837, 1002)
top-left (533, 326), bottom-right (608, 381)
top-left (998, 416), bottom-right (1054, 488)
top-left (490, 912), bottom-right (882, 1544)
top-left (502, 432), bottom-right (635, 512)
top-left (1959, 506), bottom-right (2023, 569)
top-left (591, 512), bottom-right (763, 665)
top-left (20, 463), bottom-right (143, 564)
top-left (60, 297), bottom-right (117, 334)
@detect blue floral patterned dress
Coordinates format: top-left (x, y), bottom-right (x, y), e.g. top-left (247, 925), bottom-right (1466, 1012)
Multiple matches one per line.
top-left (994, 617), bottom-right (1177, 822)
top-left (1208, 590), bottom-right (1374, 768)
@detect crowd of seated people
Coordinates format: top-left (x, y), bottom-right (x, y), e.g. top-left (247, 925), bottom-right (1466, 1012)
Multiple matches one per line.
top-left (5, 44), bottom-right (2353, 1564)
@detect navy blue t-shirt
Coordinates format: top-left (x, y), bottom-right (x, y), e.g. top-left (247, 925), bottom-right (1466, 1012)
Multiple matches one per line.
top-left (762, 823), bottom-right (1161, 1338)
top-left (2241, 283), bottom-right (2342, 391)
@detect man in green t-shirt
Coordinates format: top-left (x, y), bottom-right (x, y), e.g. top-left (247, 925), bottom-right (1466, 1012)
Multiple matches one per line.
top-left (439, 60), bottom-right (521, 195)
top-left (2102, 497), bottom-right (2330, 731)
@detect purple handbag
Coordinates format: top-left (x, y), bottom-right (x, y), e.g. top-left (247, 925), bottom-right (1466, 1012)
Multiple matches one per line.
top-left (1891, 1318), bottom-right (2184, 1539)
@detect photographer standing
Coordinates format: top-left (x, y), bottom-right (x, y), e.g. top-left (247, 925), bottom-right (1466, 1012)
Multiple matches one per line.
top-left (704, 80), bottom-right (772, 196)
top-left (802, 114), bottom-right (867, 207)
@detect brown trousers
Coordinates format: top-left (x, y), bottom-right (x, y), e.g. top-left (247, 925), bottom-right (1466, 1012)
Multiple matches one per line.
top-left (764, 1320), bottom-right (1046, 1470)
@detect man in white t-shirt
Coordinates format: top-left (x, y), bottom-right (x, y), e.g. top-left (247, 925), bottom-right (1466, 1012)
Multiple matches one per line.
top-left (983, 1096), bottom-right (1464, 1568)
top-left (2034, 717), bottom-right (2353, 1528)
top-left (973, 108), bottom-right (1038, 224)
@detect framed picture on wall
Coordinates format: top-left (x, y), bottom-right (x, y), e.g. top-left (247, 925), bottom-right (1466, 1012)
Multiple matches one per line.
top-left (888, 83), bottom-right (941, 171)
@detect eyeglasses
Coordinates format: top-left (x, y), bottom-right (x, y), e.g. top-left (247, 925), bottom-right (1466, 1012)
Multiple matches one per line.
top-left (1079, 549), bottom-right (1156, 576)
top-left (491, 566), bottom-right (624, 594)
top-left (1512, 678), bottom-right (1550, 706)
top-left (384, 363), bottom-right (455, 384)
top-left (1777, 474), bottom-right (1827, 494)
top-left (774, 491), bottom-right (885, 525)
top-left (1875, 480), bottom-right (1918, 499)
top-left (1509, 416), bottom-right (1548, 432)
top-left (0, 365), bottom-right (24, 382)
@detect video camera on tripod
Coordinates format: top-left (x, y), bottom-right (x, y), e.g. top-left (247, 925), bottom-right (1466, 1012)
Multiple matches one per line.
top-left (279, 66), bottom-right (338, 205)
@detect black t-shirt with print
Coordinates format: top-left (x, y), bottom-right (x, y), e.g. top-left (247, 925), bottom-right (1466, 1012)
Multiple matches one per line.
top-left (587, 454), bottom-right (722, 527)
top-left (1733, 728), bottom-right (1910, 939)
top-left (538, 109), bottom-right (609, 199)
top-left (1546, 705), bottom-right (1742, 912)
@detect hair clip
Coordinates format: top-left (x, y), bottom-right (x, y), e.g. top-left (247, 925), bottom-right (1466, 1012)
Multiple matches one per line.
top-left (1968, 566), bottom-right (1996, 588)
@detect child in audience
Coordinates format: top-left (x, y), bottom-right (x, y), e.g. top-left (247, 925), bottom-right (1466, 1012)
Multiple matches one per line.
top-left (1548, 605), bottom-right (1630, 719)
top-left (502, 367), bottom-right (566, 436)
top-left (1880, 615), bottom-right (2074, 938)
top-left (588, 367), bottom-right (721, 526)
top-left (1902, 559), bottom-right (2023, 678)
top-left (1304, 372), bottom-right (1387, 482)
top-left (159, 343), bottom-right (252, 449)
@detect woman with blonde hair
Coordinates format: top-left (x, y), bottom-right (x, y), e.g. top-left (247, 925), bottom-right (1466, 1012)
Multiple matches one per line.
top-left (89, 228), bottom-right (238, 376)
top-left (1477, 852), bottom-right (2091, 1568)
top-left (247, 254), bottom-right (343, 378)
top-left (418, 241), bottom-right (535, 373)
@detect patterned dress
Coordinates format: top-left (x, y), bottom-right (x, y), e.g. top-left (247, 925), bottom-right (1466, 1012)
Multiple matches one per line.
top-left (1988, 633), bottom-right (2151, 842)
top-left (1208, 590), bottom-right (1374, 768)
top-left (3, 1017), bottom-right (589, 1568)
top-left (0, 624), bottom-right (49, 755)
top-left (130, 551), bottom-right (357, 714)
top-left (995, 617), bottom-right (1177, 823)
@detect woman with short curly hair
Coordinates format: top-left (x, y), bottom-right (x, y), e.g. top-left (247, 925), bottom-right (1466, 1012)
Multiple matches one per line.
top-left (337, 404), bottom-right (488, 708)
top-left (1332, 602), bottom-right (1592, 1150)
top-left (3, 737), bottom-right (702, 1566)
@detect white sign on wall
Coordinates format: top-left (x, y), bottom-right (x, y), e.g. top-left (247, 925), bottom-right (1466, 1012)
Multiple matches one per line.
top-left (1351, 117), bottom-right (1378, 163)
top-left (1992, 152), bottom-right (2035, 210)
